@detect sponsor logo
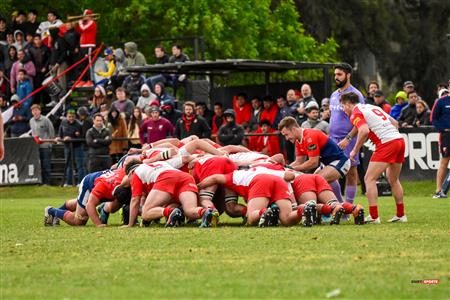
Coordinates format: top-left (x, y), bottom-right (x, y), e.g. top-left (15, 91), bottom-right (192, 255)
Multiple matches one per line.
top-left (0, 164), bottom-right (19, 184)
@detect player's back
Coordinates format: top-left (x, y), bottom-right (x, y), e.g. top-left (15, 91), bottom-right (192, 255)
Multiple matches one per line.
top-left (354, 104), bottom-right (402, 145)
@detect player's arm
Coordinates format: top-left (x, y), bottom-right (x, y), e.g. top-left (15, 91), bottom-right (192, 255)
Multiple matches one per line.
top-left (338, 126), bottom-right (358, 150)
top-left (219, 145), bottom-right (250, 153)
top-left (389, 116), bottom-right (399, 129)
top-left (350, 123), bottom-right (369, 160)
top-left (126, 195), bottom-right (140, 227)
top-left (289, 155), bottom-right (306, 169)
top-left (283, 170), bottom-right (296, 182)
top-left (86, 194), bottom-right (104, 227)
top-left (120, 175), bottom-right (131, 187)
top-left (291, 156), bottom-right (320, 172)
top-left (198, 174), bottom-right (227, 189)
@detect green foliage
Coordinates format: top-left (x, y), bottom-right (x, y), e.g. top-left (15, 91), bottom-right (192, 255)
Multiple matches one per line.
top-left (1, 181), bottom-right (449, 299)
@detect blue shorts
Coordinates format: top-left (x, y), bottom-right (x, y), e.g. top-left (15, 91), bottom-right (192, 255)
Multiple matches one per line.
top-left (330, 136), bottom-right (360, 167)
top-left (76, 171), bottom-right (105, 209)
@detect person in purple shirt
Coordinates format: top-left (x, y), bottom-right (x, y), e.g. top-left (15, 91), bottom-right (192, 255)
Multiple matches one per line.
top-left (140, 106), bottom-right (174, 144)
top-left (329, 63), bottom-right (365, 205)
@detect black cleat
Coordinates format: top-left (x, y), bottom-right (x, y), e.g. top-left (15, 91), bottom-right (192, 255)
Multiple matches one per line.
top-left (303, 206), bottom-right (314, 227)
top-left (331, 207), bottom-right (345, 225)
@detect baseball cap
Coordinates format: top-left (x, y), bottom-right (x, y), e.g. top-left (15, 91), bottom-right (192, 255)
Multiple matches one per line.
top-left (438, 89), bottom-right (449, 98)
top-left (403, 81), bottom-right (414, 87)
top-left (305, 101), bottom-right (319, 111)
top-left (11, 94), bottom-right (20, 102)
top-left (374, 90), bottom-right (384, 97)
top-left (321, 98), bottom-right (330, 106)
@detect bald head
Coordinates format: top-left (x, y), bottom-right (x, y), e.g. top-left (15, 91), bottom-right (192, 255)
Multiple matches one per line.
top-left (301, 84), bottom-right (312, 98)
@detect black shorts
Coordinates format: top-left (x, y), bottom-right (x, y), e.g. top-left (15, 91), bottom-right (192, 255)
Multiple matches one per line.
top-left (439, 131), bottom-right (450, 157)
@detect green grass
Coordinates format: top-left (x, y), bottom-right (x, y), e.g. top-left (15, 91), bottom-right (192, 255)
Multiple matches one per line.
top-left (1, 181), bottom-right (449, 299)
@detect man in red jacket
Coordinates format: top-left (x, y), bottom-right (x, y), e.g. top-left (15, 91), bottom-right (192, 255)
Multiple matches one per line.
top-left (233, 93), bottom-right (252, 128)
top-left (74, 9), bottom-right (97, 87)
top-left (249, 119), bottom-right (280, 156)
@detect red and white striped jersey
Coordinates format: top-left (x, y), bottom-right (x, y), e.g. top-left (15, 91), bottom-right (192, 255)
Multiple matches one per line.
top-left (350, 104), bottom-right (402, 146)
top-left (228, 151), bottom-right (268, 163)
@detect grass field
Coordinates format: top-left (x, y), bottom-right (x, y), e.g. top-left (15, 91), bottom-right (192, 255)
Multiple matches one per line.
top-left (1, 181), bottom-right (449, 299)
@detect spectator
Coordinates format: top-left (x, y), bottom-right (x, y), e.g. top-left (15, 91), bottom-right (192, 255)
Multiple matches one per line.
top-left (249, 119), bottom-right (280, 156)
top-left (365, 81), bottom-right (379, 105)
top-left (28, 34), bottom-right (50, 105)
top-left (175, 101), bottom-right (210, 139)
top-left (122, 72), bottom-right (145, 104)
top-left (136, 83), bottom-right (158, 111)
top-left (112, 87), bottom-right (135, 123)
top-left (23, 33), bottom-right (34, 53)
top-left (74, 9), bottom-right (97, 87)
top-left (0, 69), bottom-right (8, 96)
top-left (89, 85), bottom-right (107, 115)
top-left (0, 17), bottom-right (8, 42)
top-left (47, 24), bottom-right (68, 95)
top-left (296, 84), bottom-right (317, 125)
top-left (301, 101), bottom-right (329, 134)
top-left (195, 101), bottom-right (213, 125)
top-left (168, 44), bottom-right (189, 93)
top-left (30, 104), bottom-right (54, 185)
top-left (62, 22), bottom-right (80, 86)
top-left (403, 80), bottom-right (415, 94)
top-left (398, 91), bottom-right (418, 127)
top-left (211, 102), bottom-right (225, 140)
top-left (12, 30), bottom-right (27, 50)
top-left (10, 49), bottom-right (35, 94)
top-left (140, 106), bottom-right (174, 144)
top-left (286, 89), bottom-right (299, 117)
top-left (15, 69), bottom-right (33, 110)
top-left (413, 99), bottom-right (431, 127)
top-left (145, 45), bottom-right (170, 89)
top-left (154, 82), bottom-right (174, 103)
top-left (3, 46), bottom-right (17, 78)
top-left (248, 96), bottom-right (262, 132)
top-left (161, 99), bottom-right (182, 127)
top-left (77, 106), bottom-right (93, 170)
top-left (124, 41), bottom-right (146, 66)
top-left (438, 88), bottom-right (449, 99)
top-left (107, 105), bottom-right (128, 163)
top-left (99, 103), bottom-right (109, 119)
top-left (24, 10), bottom-right (39, 36)
top-left (95, 47), bottom-right (115, 86)
top-left (276, 95), bottom-right (290, 121)
top-left (0, 93), bottom-right (8, 112)
top-left (12, 11), bottom-right (27, 34)
top-left (218, 109), bottom-right (244, 146)
top-left (85, 113), bottom-right (112, 172)
top-left (9, 94), bottom-right (31, 137)
top-left (390, 91), bottom-right (408, 120)
top-left (260, 96), bottom-right (278, 128)
top-left (36, 10), bottom-right (63, 48)
top-left (56, 109), bottom-right (85, 186)
top-left (233, 92), bottom-right (252, 129)
top-left (431, 80), bottom-right (450, 198)
top-left (128, 107), bottom-right (143, 148)
top-left (373, 90), bottom-right (391, 114)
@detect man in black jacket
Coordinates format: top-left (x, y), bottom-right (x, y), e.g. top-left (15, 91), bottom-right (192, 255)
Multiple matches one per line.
top-left (398, 90), bottom-right (418, 127)
top-left (175, 101), bottom-right (210, 139)
top-left (85, 113), bottom-right (112, 172)
top-left (161, 99), bottom-right (182, 127)
top-left (218, 109), bottom-right (244, 146)
top-left (29, 34), bottom-right (50, 105)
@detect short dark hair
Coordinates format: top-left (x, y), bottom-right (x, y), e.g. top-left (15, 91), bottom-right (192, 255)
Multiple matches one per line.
top-left (259, 119), bottom-right (272, 127)
top-left (214, 102), bottom-right (222, 108)
top-left (155, 45), bottom-right (165, 52)
top-left (339, 92), bottom-right (360, 104)
top-left (172, 44), bottom-right (182, 50)
top-left (367, 81), bottom-right (379, 90)
top-left (28, 9), bottom-right (38, 15)
top-left (334, 63), bottom-right (353, 75)
top-left (263, 95), bottom-right (274, 102)
top-left (407, 90), bottom-right (417, 98)
top-left (251, 96), bottom-right (261, 102)
top-left (237, 92), bottom-right (247, 100)
top-left (93, 113), bottom-right (104, 120)
top-left (196, 101), bottom-right (207, 109)
top-left (18, 68), bottom-right (27, 75)
top-left (116, 87), bottom-right (127, 94)
top-left (47, 10), bottom-right (58, 17)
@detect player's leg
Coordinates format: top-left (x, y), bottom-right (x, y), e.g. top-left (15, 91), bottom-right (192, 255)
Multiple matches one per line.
top-left (364, 161), bottom-right (389, 223)
top-left (345, 166), bottom-right (358, 204)
top-left (58, 198), bottom-right (77, 212)
top-left (246, 197), bottom-right (270, 226)
top-left (199, 185), bottom-right (218, 209)
top-left (435, 156), bottom-right (450, 196)
top-left (224, 188), bottom-right (247, 218)
top-left (386, 163), bottom-right (407, 222)
top-left (178, 191), bottom-right (216, 227)
top-left (151, 138), bottom-right (181, 147)
top-left (141, 189), bottom-right (178, 226)
top-left (277, 199), bottom-right (302, 226)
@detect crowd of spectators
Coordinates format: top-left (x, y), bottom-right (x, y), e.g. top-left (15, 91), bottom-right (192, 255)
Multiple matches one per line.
top-left (1, 9), bottom-right (448, 186)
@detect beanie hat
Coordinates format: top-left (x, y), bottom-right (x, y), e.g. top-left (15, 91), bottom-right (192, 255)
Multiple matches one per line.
top-left (395, 91), bottom-right (407, 101)
top-left (95, 85), bottom-right (106, 96)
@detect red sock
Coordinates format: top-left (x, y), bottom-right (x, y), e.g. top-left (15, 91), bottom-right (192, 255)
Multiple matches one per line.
top-left (321, 205), bottom-right (331, 215)
top-left (197, 207), bottom-right (206, 217)
top-left (258, 208), bottom-right (267, 217)
top-left (396, 203), bottom-right (404, 217)
top-left (241, 206), bottom-right (247, 216)
top-left (369, 205), bottom-right (378, 219)
top-left (342, 202), bottom-right (353, 214)
top-left (163, 207), bottom-right (174, 218)
top-left (297, 207), bottom-right (303, 217)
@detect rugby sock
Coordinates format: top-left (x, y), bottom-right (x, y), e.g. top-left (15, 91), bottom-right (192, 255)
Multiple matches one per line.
top-left (258, 208), bottom-right (267, 217)
top-left (345, 185), bottom-right (357, 204)
top-left (241, 206), bottom-right (247, 216)
top-left (48, 207), bottom-right (67, 219)
top-left (369, 205), bottom-right (378, 219)
top-left (163, 207), bottom-right (174, 219)
top-left (330, 181), bottom-right (344, 203)
top-left (197, 207), bottom-right (206, 217)
top-left (396, 203), bottom-right (405, 217)
top-left (342, 202), bottom-right (353, 214)
top-left (58, 201), bottom-right (68, 210)
top-left (321, 205), bottom-right (332, 215)
top-left (296, 207), bottom-right (304, 217)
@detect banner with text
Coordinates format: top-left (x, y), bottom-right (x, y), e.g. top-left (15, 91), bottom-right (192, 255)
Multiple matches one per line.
top-left (0, 137), bottom-right (41, 186)
top-left (362, 127), bottom-right (444, 181)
